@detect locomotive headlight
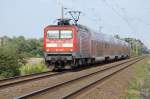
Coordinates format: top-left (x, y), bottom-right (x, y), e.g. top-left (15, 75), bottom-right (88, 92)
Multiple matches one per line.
top-left (46, 49), bottom-right (49, 51)
top-left (70, 49), bottom-right (73, 51)
top-left (62, 43), bottom-right (73, 47)
top-left (46, 43), bottom-right (57, 47)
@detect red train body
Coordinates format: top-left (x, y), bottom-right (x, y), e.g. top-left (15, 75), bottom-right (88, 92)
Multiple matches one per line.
top-left (44, 20), bottom-right (130, 70)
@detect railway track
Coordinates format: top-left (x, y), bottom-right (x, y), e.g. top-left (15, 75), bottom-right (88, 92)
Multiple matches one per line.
top-left (0, 58), bottom-right (127, 89)
top-left (0, 70), bottom-right (66, 89)
top-left (14, 56), bottom-right (145, 99)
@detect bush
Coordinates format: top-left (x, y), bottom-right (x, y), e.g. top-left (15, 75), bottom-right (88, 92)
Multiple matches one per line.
top-left (0, 46), bottom-right (21, 78)
top-left (20, 63), bottom-right (48, 75)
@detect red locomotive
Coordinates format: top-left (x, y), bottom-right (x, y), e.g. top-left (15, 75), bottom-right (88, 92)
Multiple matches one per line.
top-left (44, 19), bottom-right (130, 70)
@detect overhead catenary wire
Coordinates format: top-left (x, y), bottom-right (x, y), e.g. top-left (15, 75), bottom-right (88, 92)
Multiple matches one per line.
top-left (108, 0), bottom-right (150, 48)
top-left (101, 0), bottom-right (138, 34)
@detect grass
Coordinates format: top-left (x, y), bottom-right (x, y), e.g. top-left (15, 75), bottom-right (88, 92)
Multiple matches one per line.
top-left (20, 63), bottom-right (49, 75)
top-left (126, 57), bottom-right (150, 99)
top-left (0, 75), bottom-right (5, 80)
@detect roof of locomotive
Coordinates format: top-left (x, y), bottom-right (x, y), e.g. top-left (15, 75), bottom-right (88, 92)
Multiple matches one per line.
top-left (45, 25), bottom-right (76, 28)
top-left (45, 19), bottom-right (77, 28)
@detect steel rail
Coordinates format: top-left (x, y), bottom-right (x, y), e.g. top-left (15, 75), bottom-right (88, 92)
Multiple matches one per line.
top-left (0, 71), bottom-right (67, 88)
top-left (0, 70), bottom-right (52, 82)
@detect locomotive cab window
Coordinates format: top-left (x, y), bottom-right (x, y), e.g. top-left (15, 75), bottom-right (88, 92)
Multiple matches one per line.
top-left (47, 30), bottom-right (59, 39)
top-left (60, 30), bottom-right (73, 39)
top-left (47, 30), bottom-right (73, 39)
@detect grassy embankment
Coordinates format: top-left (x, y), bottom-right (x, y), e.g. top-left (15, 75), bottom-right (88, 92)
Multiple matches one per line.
top-left (19, 62), bottom-right (49, 75)
top-left (126, 56), bottom-right (150, 99)
top-left (0, 62), bottom-right (49, 79)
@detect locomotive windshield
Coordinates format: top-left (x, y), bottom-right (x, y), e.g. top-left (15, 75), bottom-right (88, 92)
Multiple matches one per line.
top-left (47, 30), bottom-right (73, 39)
top-left (60, 30), bottom-right (72, 39)
top-left (47, 30), bottom-right (59, 39)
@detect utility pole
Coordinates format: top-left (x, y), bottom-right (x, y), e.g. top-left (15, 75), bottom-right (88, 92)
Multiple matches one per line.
top-left (61, 6), bottom-right (68, 19)
top-left (61, 6), bottom-right (64, 19)
top-left (58, 0), bottom-right (65, 19)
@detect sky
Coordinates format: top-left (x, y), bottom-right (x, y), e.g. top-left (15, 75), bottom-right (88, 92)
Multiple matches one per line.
top-left (0, 0), bottom-right (150, 48)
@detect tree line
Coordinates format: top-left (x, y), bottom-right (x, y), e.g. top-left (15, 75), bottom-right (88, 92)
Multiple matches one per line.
top-left (114, 35), bottom-right (149, 56)
top-left (0, 36), bottom-right (43, 57)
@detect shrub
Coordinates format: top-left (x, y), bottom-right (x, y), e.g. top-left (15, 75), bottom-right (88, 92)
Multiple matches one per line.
top-left (20, 63), bottom-right (48, 75)
top-left (0, 46), bottom-right (21, 78)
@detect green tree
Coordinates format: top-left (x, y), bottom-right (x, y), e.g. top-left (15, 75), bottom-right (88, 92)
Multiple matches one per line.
top-left (114, 35), bottom-right (149, 56)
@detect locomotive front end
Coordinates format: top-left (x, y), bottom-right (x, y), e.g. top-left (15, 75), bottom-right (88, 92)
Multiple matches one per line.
top-left (44, 25), bottom-right (77, 70)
